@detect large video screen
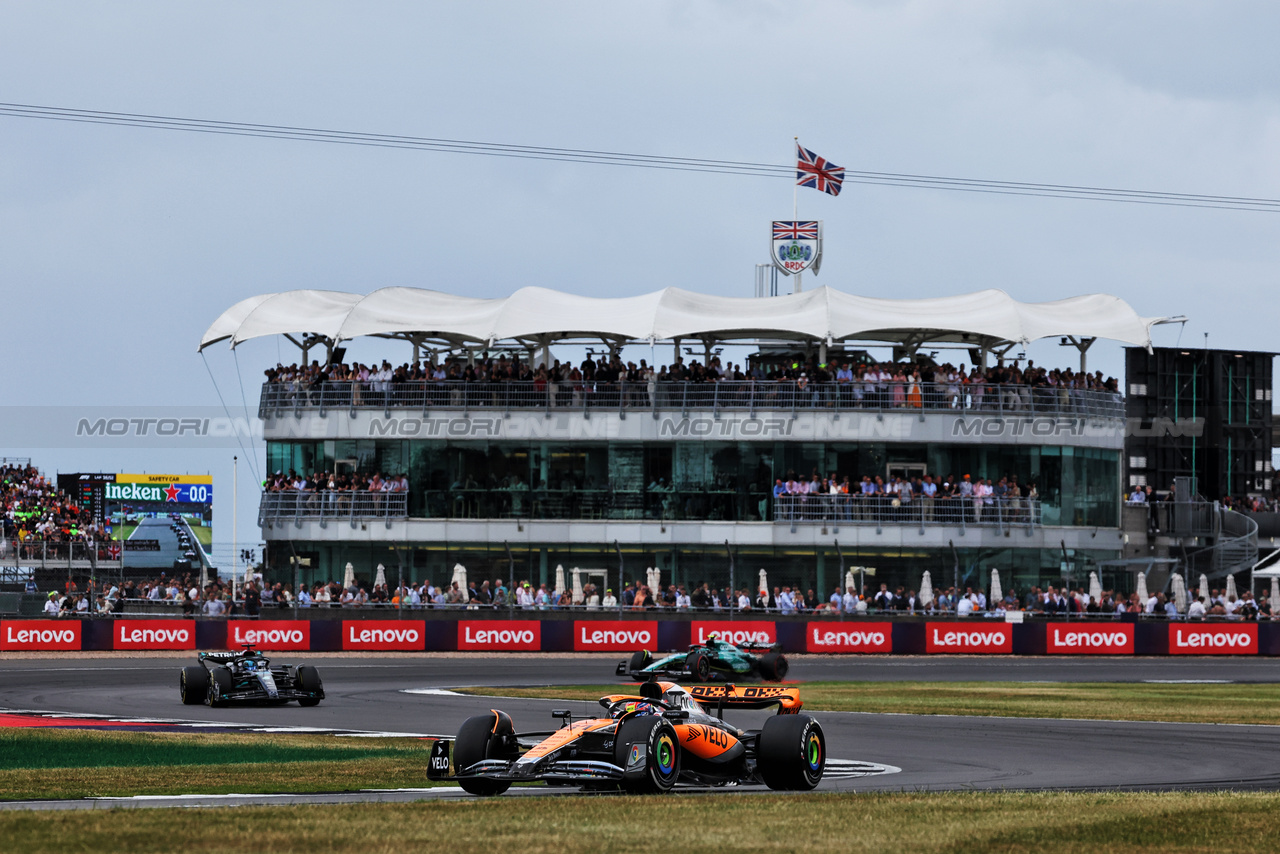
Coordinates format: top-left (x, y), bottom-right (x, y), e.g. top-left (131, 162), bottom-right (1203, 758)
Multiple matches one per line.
top-left (105, 474), bottom-right (213, 570)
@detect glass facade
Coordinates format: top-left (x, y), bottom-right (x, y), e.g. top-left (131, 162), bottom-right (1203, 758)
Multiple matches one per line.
top-left (278, 541), bottom-right (1127, 601)
top-left (266, 439), bottom-right (1120, 528)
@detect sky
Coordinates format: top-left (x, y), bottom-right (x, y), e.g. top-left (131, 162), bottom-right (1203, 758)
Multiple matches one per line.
top-left (2, 1), bottom-right (1277, 566)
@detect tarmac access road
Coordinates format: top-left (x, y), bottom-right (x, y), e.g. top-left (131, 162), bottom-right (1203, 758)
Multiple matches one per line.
top-left (3, 654), bottom-right (1280, 809)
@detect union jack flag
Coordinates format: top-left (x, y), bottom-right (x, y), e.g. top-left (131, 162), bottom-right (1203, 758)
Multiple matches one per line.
top-left (796, 144), bottom-right (844, 196)
top-left (772, 221), bottom-right (819, 240)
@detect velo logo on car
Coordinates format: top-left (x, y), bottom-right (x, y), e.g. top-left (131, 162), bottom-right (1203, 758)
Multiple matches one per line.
top-left (228, 620), bottom-right (310, 651)
top-left (1169, 623), bottom-right (1257, 655)
top-left (1046, 624), bottom-right (1134, 654)
top-left (0, 620), bottom-right (81, 651)
top-left (457, 620), bottom-right (541, 651)
top-left (343, 620), bottom-right (426, 651)
top-left (573, 621), bottom-right (658, 651)
top-left (804, 622), bottom-right (893, 653)
top-left (113, 619), bottom-right (196, 650)
top-left (690, 621), bottom-right (776, 647)
top-left (925, 622), bottom-right (1012, 654)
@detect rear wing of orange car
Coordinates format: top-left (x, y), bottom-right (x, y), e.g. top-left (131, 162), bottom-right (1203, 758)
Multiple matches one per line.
top-left (687, 684), bottom-right (804, 715)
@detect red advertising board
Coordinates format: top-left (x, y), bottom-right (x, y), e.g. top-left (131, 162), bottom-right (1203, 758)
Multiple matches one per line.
top-left (113, 619), bottom-right (196, 650)
top-left (342, 620), bottom-right (426, 651)
top-left (804, 622), bottom-right (893, 653)
top-left (457, 620), bottom-right (541, 651)
top-left (574, 620), bottom-right (659, 652)
top-left (1046, 624), bottom-right (1134, 655)
top-left (689, 621), bottom-right (776, 647)
top-left (925, 622), bottom-right (1012, 654)
top-left (0, 620), bottom-right (81, 651)
top-left (1169, 623), bottom-right (1258, 655)
top-left (228, 620), bottom-right (311, 651)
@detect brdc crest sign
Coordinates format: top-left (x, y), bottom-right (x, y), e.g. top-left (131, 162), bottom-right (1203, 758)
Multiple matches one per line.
top-left (771, 221), bottom-right (823, 277)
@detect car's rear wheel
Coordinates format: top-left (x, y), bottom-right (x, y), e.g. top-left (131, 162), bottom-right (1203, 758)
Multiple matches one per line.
top-left (614, 716), bottom-right (679, 794)
top-left (759, 651), bottom-right (788, 681)
top-left (209, 666), bottom-right (233, 708)
top-left (757, 714), bottom-right (824, 790)
top-left (453, 711), bottom-right (515, 796)
top-left (628, 649), bottom-right (651, 675)
top-left (687, 650), bottom-right (712, 682)
top-left (179, 667), bottom-right (209, 705)
top-left (296, 665), bottom-right (322, 706)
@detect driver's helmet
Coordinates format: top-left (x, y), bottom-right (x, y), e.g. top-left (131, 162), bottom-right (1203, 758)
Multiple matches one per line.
top-left (706, 631), bottom-right (721, 644)
top-left (613, 700), bottom-right (661, 719)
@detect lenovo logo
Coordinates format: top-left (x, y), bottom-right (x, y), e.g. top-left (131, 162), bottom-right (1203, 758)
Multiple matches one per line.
top-left (113, 620), bottom-right (195, 649)
top-left (458, 621), bottom-right (541, 651)
top-left (691, 621), bottom-right (776, 647)
top-left (806, 625), bottom-right (892, 653)
top-left (229, 621), bottom-right (309, 650)
top-left (343, 621), bottom-right (426, 651)
top-left (573, 621), bottom-right (658, 651)
top-left (1047, 626), bottom-right (1133, 654)
top-left (926, 623), bottom-right (1012, 654)
top-left (0, 621), bottom-right (81, 651)
top-left (1170, 625), bottom-right (1257, 655)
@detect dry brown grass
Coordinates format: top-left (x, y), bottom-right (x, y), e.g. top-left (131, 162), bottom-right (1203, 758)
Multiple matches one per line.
top-left (3, 791), bottom-right (1280, 853)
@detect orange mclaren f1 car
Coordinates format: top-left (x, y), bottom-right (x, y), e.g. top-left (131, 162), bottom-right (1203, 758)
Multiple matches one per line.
top-left (427, 681), bottom-right (824, 795)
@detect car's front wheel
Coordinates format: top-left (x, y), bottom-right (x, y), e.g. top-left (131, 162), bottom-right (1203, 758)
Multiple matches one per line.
top-left (296, 665), bottom-right (322, 706)
top-left (179, 667), bottom-right (209, 705)
top-left (757, 714), bottom-right (824, 790)
top-left (453, 711), bottom-right (516, 796)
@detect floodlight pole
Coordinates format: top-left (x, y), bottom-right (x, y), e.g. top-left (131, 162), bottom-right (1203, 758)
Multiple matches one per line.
top-left (232, 456), bottom-right (238, 602)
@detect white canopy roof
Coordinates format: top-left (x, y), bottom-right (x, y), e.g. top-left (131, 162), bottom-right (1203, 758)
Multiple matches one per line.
top-left (199, 285), bottom-right (1172, 352)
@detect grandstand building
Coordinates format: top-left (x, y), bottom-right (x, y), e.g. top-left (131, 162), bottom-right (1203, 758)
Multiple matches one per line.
top-left (203, 287), bottom-right (1181, 598)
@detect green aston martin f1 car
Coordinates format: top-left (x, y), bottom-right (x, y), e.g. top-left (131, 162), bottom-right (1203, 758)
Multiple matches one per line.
top-left (616, 634), bottom-right (788, 682)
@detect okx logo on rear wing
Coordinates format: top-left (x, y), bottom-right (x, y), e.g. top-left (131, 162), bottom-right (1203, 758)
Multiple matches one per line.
top-left (688, 684), bottom-right (804, 714)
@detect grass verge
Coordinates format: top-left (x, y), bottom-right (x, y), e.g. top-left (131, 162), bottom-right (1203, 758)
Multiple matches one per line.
top-left (3, 791), bottom-right (1280, 853)
top-left (455, 681), bottom-right (1280, 726)
top-left (0, 729), bottom-right (438, 800)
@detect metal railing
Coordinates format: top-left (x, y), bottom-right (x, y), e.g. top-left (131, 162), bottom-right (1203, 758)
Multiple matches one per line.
top-left (0, 540), bottom-right (123, 565)
top-left (258, 490), bottom-right (410, 524)
top-left (259, 380), bottom-right (1124, 420)
top-left (773, 493), bottom-right (1042, 530)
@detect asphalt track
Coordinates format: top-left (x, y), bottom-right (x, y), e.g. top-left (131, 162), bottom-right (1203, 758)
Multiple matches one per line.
top-left (4, 654), bottom-right (1280, 809)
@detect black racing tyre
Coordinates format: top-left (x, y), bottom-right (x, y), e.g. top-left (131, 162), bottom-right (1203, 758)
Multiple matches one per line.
top-left (687, 650), bottom-right (712, 683)
top-left (759, 651), bottom-right (788, 682)
top-left (453, 711), bottom-right (516, 796)
top-left (180, 667), bottom-right (209, 705)
top-left (296, 665), bottom-right (322, 706)
top-left (614, 716), bottom-right (680, 794)
top-left (628, 649), bottom-right (651, 675)
top-left (209, 666), bottom-right (233, 708)
top-left (757, 714), bottom-right (825, 791)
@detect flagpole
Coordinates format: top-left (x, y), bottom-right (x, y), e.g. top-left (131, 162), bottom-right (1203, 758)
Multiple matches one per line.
top-left (793, 137), bottom-right (801, 293)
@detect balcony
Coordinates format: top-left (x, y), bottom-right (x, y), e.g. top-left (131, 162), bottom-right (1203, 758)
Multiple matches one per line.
top-left (773, 493), bottom-right (1041, 532)
top-left (258, 380), bottom-right (1125, 421)
top-left (258, 490), bottom-right (409, 527)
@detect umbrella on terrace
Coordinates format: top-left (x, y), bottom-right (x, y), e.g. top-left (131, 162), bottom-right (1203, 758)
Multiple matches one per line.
top-left (1199, 573), bottom-right (1210, 607)
top-left (374, 563), bottom-right (387, 588)
top-left (451, 562), bottom-right (467, 594)
top-left (554, 564), bottom-right (567, 597)
top-left (1088, 571), bottom-right (1102, 605)
top-left (919, 571), bottom-right (933, 608)
top-left (571, 568), bottom-right (584, 605)
top-left (989, 569), bottom-right (1002, 611)
top-left (1226, 573), bottom-right (1238, 602)
top-left (343, 562), bottom-right (356, 590)
top-left (1272, 577), bottom-right (1279, 611)
top-left (844, 569), bottom-right (856, 593)
top-left (759, 568), bottom-right (768, 598)
top-left (1136, 571), bottom-right (1148, 604)
top-left (1172, 572), bottom-right (1188, 614)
